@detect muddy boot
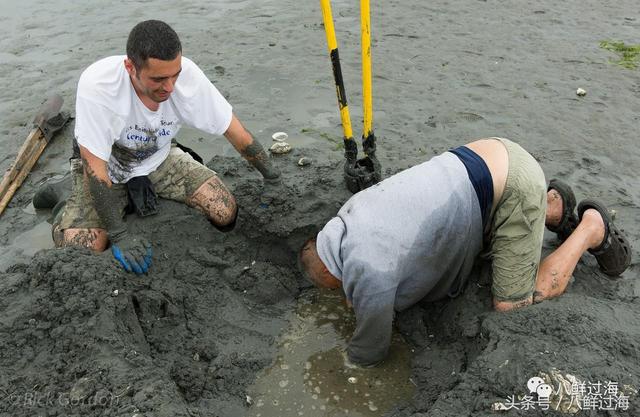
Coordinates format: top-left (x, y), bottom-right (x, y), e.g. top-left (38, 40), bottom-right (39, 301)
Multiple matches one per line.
top-left (33, 173), bottom-right (72, 209)
top-left (50, 199), bottom-right (67, 245)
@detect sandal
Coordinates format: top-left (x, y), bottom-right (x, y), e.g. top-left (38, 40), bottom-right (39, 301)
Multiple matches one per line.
top-left (577, 199), bottom-right (632, 277)
top-left (547, 179), bottom-right (578, 242)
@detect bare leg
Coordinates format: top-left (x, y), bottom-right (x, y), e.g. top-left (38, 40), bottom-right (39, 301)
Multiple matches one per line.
top-left (186, 176), bottom-right (237, 226)
top-left (53, 225), bottom-right (109, 252)
top-left (534, 209), bottom-right (605, 302)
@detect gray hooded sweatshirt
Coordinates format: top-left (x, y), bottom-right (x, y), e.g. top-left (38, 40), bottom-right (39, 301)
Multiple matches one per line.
top-left (316, 152), bottom-right (483, 366)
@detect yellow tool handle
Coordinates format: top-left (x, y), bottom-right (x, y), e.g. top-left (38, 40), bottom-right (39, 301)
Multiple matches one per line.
top-left (320, 0), bottom-right (354, 140)
top-left (361, 0), bottom-right (373, 138)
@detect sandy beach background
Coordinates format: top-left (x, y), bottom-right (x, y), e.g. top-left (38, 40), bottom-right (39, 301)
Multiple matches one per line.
top-left (0, 0), bottom-right (639, 416)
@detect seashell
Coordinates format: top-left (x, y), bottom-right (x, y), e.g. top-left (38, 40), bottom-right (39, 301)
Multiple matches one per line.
top-left (270, 142), bottom-right (292, 154)
top-left (272, 131), bottom-right (288, 142)
top-left (576, 88), bottom-right (587, 96)
top-left (298, 157), bottom-right (312, 166)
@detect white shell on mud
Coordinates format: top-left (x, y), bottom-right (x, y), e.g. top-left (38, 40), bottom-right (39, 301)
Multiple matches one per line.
top-left (576, 87), bottom-right (586, 96)
top-left (348, 377), bottom-right (357, 384)
top-left (270, 142), bottom-right (292, 154)
top-left (272, 131), bottom-right (288, 142)
top-left (298, 157), bottom-right (312, 166)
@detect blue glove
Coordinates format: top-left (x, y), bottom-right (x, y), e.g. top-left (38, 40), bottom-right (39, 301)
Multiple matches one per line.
top-left (111, 233), bottom-right (152, 275)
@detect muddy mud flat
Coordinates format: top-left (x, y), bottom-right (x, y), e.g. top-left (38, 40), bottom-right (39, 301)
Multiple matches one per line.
top-left (0, 150), bottom-right (637, 417)
top-left (1, 0), bottom-right (640, 413)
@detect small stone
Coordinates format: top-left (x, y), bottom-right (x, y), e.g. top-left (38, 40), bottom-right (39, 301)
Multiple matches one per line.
top-left (28, 318), bottom-right (36, 325)
top-left (270, 142), bottom-right (292, 154)
top-left (576, 87), bottom-right (587, 96)
top-left (297, 157), bottom-right (312, 166)
top-left (348, 377), bottom-right (357, 384)
top-left (246, 395), bottom-right (253, 405)
top-left (112, 289), bottom-right (119, 297)
top-left (193, 352), bottom-right (200, 361)
top-left (279, 380), bottom-right (289, 388)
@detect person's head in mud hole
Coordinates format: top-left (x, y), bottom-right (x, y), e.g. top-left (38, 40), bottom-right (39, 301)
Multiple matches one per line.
top-left (299, 238), bottom-right (342, 290)
top-left (124, 20), bottom-right (183, 104)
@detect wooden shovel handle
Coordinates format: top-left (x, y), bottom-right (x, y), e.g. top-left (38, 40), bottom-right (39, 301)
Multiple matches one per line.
top-left (0, 128), bottom-right (42, 198)
top-left (0, 130), bottom-right (48, 215)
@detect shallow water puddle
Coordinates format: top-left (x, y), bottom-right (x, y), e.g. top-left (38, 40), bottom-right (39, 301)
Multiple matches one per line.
top-left (248, 288), bottom-right (414, 417)
top-left (0, 220), bottom-right (54, 271)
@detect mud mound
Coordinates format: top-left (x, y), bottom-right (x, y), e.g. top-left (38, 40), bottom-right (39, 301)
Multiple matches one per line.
top-left (391, 261), bottom-right (639, 416)
top-left (0, 152), bottom-right (350, 417)
top-left (1, 150), bottom-right (638, 417)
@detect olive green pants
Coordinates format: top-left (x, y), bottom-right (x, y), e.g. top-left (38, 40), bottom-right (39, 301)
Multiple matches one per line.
top-left (56, 145), bottom-right (216, 231)
top-left (488, 138), bottom-right (547, 302)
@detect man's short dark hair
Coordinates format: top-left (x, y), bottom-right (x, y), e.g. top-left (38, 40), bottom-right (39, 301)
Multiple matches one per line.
top-left (126, 20), bottom-right (182, 69)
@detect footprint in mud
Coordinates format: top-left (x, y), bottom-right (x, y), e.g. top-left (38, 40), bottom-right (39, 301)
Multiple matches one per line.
top-left (439, 112), bottom-right (485, 125)
top-left (214, 65), bottom-right (225, 76)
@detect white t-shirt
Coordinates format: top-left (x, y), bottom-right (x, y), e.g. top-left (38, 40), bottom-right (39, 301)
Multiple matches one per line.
top-left (74, 55), bottom-right (233, 183)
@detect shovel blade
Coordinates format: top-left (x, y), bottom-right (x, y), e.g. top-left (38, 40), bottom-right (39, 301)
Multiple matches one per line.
top-left (344, 155), bottom-right (381, 193)
top-left (33, 95), bottom-right (64, 128)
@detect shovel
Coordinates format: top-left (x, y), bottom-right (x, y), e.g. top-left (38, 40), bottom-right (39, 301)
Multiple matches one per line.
top-left (0, 95), bottom-right (71, 216)
top-left (320, 0), bottom-right (381, 193)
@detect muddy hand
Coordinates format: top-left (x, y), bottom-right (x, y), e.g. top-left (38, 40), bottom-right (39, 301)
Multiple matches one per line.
top-left (240, 140), bottom-right (282, 180)
top-left (110, 231), bottom-right (153, 275)
top-left (261, 175), bottom-right (284, 206)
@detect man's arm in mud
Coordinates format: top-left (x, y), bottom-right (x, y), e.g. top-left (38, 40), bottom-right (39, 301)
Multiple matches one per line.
top-left (79, 145), bottom-right (126, 236)
top-left (223, 114), bottom-right (281, 180)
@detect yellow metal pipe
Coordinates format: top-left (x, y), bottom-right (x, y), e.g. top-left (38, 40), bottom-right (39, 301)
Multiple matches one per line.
top-left (320, 0), bottom-right (354, 140)
top-left (361, 0), bottom-right (373, 138)
top-left (320, 0), bottom-right (337, 51)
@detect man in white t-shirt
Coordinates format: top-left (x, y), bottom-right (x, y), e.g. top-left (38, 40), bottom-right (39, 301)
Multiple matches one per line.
top-left (50, 20), bottom-right (281, 275)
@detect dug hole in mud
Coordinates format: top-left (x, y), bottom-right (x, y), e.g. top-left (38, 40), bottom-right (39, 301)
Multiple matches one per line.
top-left (1, 150), bottom-right (639, 417)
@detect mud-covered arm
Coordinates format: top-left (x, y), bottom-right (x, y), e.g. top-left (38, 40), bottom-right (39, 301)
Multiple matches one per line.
top-left (223, 114), bottom-right (281, 180)
top-left (79, 145), bottom-right (125, 236)
top-left (79, 145), bottom-right (151, 274)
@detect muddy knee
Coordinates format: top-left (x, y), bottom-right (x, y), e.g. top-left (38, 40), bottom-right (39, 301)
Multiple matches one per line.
top-left (60, 228), bottom-right (109, 252)
top-left (213, 201), bottom-right (238, 232)
top-left (188, 177), bottom-right (237, 227)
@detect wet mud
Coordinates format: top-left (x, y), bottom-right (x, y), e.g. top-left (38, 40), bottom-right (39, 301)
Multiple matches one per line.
top-left (248, 289), bottom-right (414, 417)
top-left (2, 151), bottom-right (638, 417)
top-left (1, 0), bottom-right (639, 415)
